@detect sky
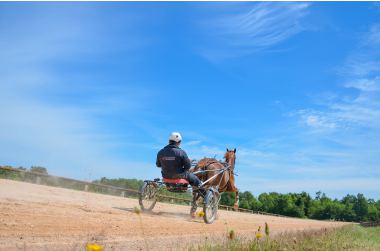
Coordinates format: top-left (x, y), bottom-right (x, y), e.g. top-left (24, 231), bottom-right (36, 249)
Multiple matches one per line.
top-left (1, 2), bottom-right (380, 200)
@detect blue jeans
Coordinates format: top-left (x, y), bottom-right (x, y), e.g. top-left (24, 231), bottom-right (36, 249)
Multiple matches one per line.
top-left (184, 172), bottom-right (202, 187)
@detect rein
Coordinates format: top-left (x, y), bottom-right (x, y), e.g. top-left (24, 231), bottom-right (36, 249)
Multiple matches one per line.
top-left (193, 168), bottom-right (226, 174)
top-left (193, 163), bottom-right (233, 191)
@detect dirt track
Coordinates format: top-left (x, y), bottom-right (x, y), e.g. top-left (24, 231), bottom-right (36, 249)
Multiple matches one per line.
top-left (0, 179), bottom-right (348, 250)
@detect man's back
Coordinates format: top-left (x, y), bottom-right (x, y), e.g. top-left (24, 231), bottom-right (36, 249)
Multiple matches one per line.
top-left (156, 144), bottom-right (191, 178)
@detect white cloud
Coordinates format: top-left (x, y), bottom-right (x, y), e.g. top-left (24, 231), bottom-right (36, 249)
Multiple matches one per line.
top-left (306, 114), bottom-right (336, 129)
top-left (344, 59), bottom-right (380, 77)
top-left (0, 93), bottom-right (156, 179)
top-left (180, 21), bottom-right (380, 199)
top-left (238, 148), bottom-right (274, 158)
top-left (365, 24), bottom-right (380, 46)
top-left (345, 77), bottom-right (380, 91)
top-left (298, 38), bottom-right (380, 131)
top-left (197, 2), bottom-right (310, 60)
top-left (297, 76), bottom-right (380, 131)
top-left (182, 140), bottom-right (202, 147)
top-left (238, 22), bottom-right (380, 200)
top-left (342, 24), bottom-right (380, 77)
top-left (188, 145), bottom-right (225, 160)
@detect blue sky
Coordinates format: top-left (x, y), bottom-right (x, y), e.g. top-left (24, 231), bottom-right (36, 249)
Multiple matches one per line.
top-left (1, 2), bottom-right (380, 199)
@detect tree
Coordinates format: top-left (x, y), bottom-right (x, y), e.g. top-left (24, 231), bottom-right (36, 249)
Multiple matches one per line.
top-left (238, 191), bottom-right (262, 211)
top-left (220, 192), bottom-right (236, 206)
top-left (354, 193), bottom-right (369, 221)
top-left (249, 196), bottom-right (263, 211)
top-left (342, 194), bottom-right (356, 204)
top-left (367, 204), bottom-right (379, 221)
top-left (95, 177), bottom-right (144, 190)
top-left (258, 192), bottom-right (278, 213)
top-left (239, 191), bottom-right (253, 209)
top-left (315, 191), bottom-right (322, 200)
top-left (275, 195), bottom-right (290, 215)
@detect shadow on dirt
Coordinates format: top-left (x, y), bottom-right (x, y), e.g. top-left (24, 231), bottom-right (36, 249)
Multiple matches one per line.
top-left (113, 207), bottom-right (204, 223)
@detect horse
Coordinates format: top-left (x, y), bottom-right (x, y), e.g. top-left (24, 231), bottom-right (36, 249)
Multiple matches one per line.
top-left (190, 148), bottom-right (239, 216)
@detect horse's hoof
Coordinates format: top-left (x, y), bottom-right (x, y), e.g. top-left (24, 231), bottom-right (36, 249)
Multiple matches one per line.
top-left (190, 212), bottom-right (196, 219)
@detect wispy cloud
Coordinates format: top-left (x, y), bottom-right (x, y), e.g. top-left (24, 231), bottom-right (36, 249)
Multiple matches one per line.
top-left (297, 110), bottom-right (338, 130)
top-left (210, 21), bottom-right (380, 198)
top-left (297, 24), bottom-right (380, 131)
top-left (187, 145), bottom-right (225, 160)
top-left (345, 77), bottom-right (380, 91)
top-left (365, 24), bottom-right (380, 45)
top-left (182, 140), bottom-right (202, 147)
top-left (197, 2), bottom-right (310, 60)
top-left (276, 22), bottom-right (380, 198)
top-left (341, 24), bottom-right (380, 77)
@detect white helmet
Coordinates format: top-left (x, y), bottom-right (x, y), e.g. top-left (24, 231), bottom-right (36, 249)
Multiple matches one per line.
top-left (169, 132), bottom-right (182, 142)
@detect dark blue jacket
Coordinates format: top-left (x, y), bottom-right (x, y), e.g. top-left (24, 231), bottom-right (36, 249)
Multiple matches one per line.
top-left (156, 144), bottom-right (191, 178)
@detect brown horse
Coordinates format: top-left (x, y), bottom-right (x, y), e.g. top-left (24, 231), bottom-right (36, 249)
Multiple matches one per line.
top-left (190, 148), bottom-right (239, 215)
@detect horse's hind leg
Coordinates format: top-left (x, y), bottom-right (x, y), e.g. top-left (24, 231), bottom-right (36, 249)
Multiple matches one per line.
top-left (233, 188), bottom-right (239, 210)
top-left (227, 183), bottom-right (240, 210)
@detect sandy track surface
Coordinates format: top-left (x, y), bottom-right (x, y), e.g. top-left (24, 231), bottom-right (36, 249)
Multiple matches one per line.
top-left (0, 179), bottom-right (347, 250)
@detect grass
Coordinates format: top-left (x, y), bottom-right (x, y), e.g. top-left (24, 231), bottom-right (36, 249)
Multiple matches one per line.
top-left (192, 225), bottom-right (380, 251)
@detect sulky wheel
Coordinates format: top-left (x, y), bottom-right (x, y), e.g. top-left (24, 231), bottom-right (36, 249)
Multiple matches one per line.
top-left (139, 182), bottom-right (158, 211)
top-left (203, 189), bottom-right (219, 224)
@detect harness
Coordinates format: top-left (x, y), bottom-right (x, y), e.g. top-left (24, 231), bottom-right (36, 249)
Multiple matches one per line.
top-left (193, 161), bottom-right (233, 191)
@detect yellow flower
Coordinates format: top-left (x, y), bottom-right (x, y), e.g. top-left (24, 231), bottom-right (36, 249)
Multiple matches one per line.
top-left (197, 211), bottom-right (205, 217)
top-left (133, 206), bottom-right (141, 215)
top-left (256, 231), bottom-right (262, 240)
top-left (87, 243), bottom-right (103, 251)
top-left (256, 225), bottom-right (262, 240)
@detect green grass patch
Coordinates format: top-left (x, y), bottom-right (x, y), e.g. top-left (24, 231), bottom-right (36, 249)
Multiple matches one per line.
top-left (192, 225), bottom-right (380, 251)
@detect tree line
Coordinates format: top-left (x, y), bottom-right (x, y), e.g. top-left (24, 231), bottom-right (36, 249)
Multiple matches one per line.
top-left (221, 190), bottom-right (380, 222)
top-left (87, 176), bottom-right (380, 222)
top-left (0, 165), bottom-right (48, 174)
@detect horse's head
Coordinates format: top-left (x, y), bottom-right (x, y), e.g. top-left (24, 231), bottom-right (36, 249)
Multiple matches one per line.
top-left (224, 148), bottom-right (236, 168)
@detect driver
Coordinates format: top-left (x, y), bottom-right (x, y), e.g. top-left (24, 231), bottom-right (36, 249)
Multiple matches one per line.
top-left (156, 132), bottom-right (203, 188)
